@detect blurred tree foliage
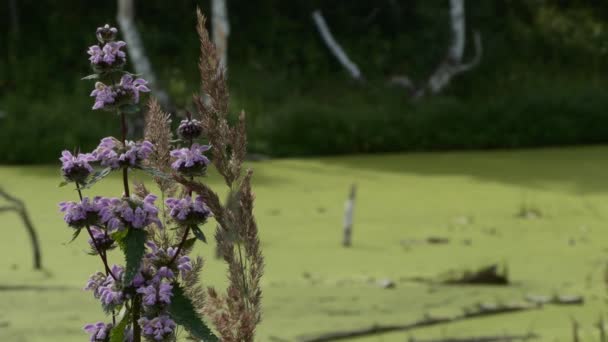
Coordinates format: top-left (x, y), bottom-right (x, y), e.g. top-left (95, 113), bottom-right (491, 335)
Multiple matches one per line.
top-left (1, 0), bottom-right (608, 162)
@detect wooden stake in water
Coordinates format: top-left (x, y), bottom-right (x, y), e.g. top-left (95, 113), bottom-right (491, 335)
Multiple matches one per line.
top-left (342, 184), bottom-right (356, 247)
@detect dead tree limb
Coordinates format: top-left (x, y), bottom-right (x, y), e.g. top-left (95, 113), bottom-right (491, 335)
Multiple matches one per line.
top-left (297, 303), bottom-right (539, 342)
top-left (0, 188), bottom-right (42, 270)
top-left (117, 0), bottom-right (172, 112)
top-left (312, 10), bottom-right (364, 82)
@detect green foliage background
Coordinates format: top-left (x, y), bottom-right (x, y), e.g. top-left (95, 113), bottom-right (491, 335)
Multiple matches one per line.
top-left (2, 0), bottom-right (608, 163)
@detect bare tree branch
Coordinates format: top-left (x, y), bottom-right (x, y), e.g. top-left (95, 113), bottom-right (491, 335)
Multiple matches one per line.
top-left (0, 188), bottom-right (42, 270)
top-left (312, 10), bottom-right (364, 82)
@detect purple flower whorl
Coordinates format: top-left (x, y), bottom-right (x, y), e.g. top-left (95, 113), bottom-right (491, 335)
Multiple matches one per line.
top-left (98, 194), bottom-right (161, 232)
top-left (59, 197), bottom-right (103, 229)
top-left (138, 315), bottom-right (176, 341)
top-left (165, 195), bottom-right (212, 226)
top-left (170, 143), bottom-right (211, 176)
top-left (83, 321), bottom-right (113, 342)
top-left (177, 118), bottom-right (203, 140)
top-left (93, 137), bottom-right (153, 169)
top-left (60, 150), bottom-right (96, 184)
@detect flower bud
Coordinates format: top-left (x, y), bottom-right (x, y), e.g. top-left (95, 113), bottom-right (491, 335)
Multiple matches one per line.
top-left (177, 118), bottom-right (203, 140)
top-left (96, 24), bottom-right (118, 43)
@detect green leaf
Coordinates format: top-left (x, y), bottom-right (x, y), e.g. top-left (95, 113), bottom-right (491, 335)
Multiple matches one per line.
top-left (119, 104), bottom-right (140, 114)
top-left (109, 308), bottom-right (131, 342)
top-left (64, 228), bottom-right (82, 245)
top-left (137, 165), bottom-right (171, 180)
top-left (81, 74), bottom-right (100, 80)
top-left (191, 225), bottom-right (207, 243)
top-left (58, 181), bottom-right (69, 187)
top-left (179, 237), bottom-right (197, 252)
top-left (81, 167), bottom-right (112, 189)
top-left (168, 285), bottom-right (218, 341)
top-left (123, 229), bottom-right (147, 286)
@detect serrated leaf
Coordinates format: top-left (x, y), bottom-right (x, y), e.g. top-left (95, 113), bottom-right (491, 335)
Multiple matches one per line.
top-left (137, 165), bottom-right (171, 180)
top-left (58, 181), bottom-right (69, 187)
top-left (109, 308), bottom-right (131, 342)
top-left (168, 285), bottom-right (218, 341)
top-left (81, 167), bottom-right (112, 189)
top-left (81, 74), bottom-right (100, 80)
top-left (119, 104), bottom-right (140, 114)
top-left (191, 225), bottom-right (207, 243)
top-left (123, 229), bottom-right (146, 286)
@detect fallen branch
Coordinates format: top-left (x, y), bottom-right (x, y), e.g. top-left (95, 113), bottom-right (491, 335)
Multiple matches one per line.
top-left (408, 333), bottom-right (539, 342)
top-left (312, 10), bottom-right (364, 82)
top-left (0, 187), bottom-right (42, 270)
top-left (297, 302), bottom-right (539, 342)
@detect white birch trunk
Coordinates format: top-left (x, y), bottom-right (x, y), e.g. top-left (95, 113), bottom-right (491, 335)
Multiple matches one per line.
top-left (390, 0), bottom-right (482, 97)
top-left (342, 184), bottom-right (357, 247)
top-left (117, 0), bottom-right (171, 110)
top-left (212, 0), bottom-right (230, 69)
top-left (312, 10), bottom-right (364, 82)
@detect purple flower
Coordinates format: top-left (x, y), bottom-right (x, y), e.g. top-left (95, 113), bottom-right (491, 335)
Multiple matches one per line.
top-left (170, 144), bottom-right (211, 176)
top-left (87, 40), bottom-right (126, 68)
top-left (88, 226), bottom-right (115, 254)
top-left (136, 281), bottom-right (173, 307)
top-left (93, 137), bottom-right (153, 169)
top-left (119, 74), bottom-right (150, 104)
top-left (89, 76), bottom-right (149, 111)
top-left (165, 195), bottom-right (212, 226)
top-left (98, 194), bottom-right (161, 231)
top-left (60, 150), bottom-right (96, 183)
top-left (97, 265), bottom-right (124, 306)
top-left (96, 24), bottom-right (118, 43)
top-left (177, 118), bottom-right (203, 140)
top-left (90, 82), bottom-right (117, 110)
top-left (59, 197), bottom-right (103, 229)
top-left (84, 321), bottom-right (112, 342)
top-left (155, 266), bottom-right (175, 281)
top-left (139, 315), bottom-right (176, 341)
top-left (177, 255), bottom-right (192, 278)
top-left (85, 265), bottom-right (125, 307)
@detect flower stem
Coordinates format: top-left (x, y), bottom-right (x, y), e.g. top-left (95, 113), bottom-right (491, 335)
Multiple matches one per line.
top-left (120, 111), bottom-right (131, 198)
top-left (169, 138), bottom-right (195, 264)
top-left (132, 295), bottom-right (142, 342)
top-left (75, 183), bottom-right (117, 280)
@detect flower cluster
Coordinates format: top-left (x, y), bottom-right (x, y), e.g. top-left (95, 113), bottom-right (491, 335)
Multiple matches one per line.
top-left (87, 24), bottom-right (126, 72)
top-left (98, 194), bottom-right (161, 231)
top-left (177, 118), bottom-right (203, 140)
top-left (84, 321), bottom-right (113, 342)
top-left (60, 151), bottom-right (95, 184)
top-left (90, 74), bottom-right (150, 110)
top-left (59, 197), bottom-right (103, 229)
top-left (146, 242), bottom-right (193, 279)
top-left (166, 195), bottom-right (212, 226)
top-left (139, 315), bottom-right (177, 341)
top-left (170, 143), bottom-right (211, 176)
top-left (93, 137), bottom-right (154, 169)
top-left (87, 40), bottom-right (126, 68)
top-left (85, 265), bottom-right (125, 308)
top-left (88, 226), bottom-right (115, 254)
